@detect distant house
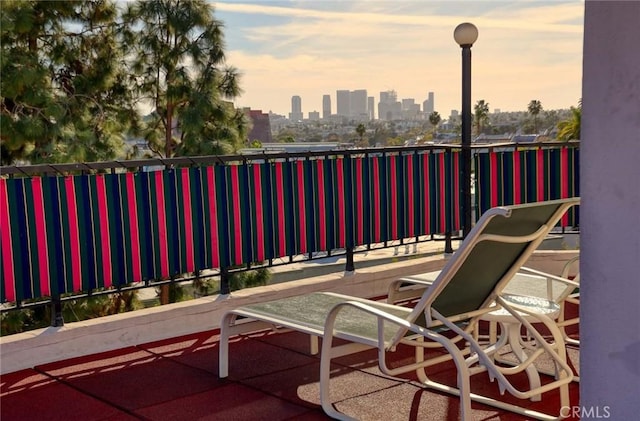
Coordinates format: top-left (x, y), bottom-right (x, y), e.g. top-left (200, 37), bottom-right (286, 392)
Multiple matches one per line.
top-left (473, 134), bottom-right (547, 145)
top-left (240, 142), bottom-right (349, 155)
top-left (473, 134), bottom-right (512, 144)
top-left (511, 134), bottom-right (547, 143)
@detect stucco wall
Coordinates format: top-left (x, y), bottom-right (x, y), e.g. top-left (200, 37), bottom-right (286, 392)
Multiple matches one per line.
top-left (581, 2), bottom-right (640, 419)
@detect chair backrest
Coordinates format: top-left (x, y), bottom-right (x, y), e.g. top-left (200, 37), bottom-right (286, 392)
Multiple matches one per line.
top-left (391, 198), bottom-right (580, 345)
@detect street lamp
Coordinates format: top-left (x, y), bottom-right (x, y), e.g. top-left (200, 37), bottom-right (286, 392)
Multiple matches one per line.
top-left (454, 22), bottom-right (478, 238)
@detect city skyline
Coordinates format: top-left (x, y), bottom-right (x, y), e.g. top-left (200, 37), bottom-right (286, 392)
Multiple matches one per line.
top-left (213, 1), bottom-right (584, 116)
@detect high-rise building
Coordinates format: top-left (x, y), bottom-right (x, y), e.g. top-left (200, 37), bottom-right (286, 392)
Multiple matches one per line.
top-left (402, 98), bottom-right (420, 120)
top-left (322, 94), bottom-right (331, 119)
top-left (367, 96), bottom-right (375, 120)
top-left (350, 89), bottom-right (368, 120)
top-left (289, 95), bottom-right (303, 121)
top-left (308, 111), bottom-right (320, 121)
top-left (423, 91), bottom-right (435, 114)
top-left (378, 90), bottom-right (401, 120)
top-left (336, 90), bottom-right (350, 118)
top-left (402, 98), bottom-right (415, 110)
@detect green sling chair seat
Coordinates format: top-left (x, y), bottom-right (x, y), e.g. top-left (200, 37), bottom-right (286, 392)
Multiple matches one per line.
top-left (218, 198), bottom-right (580, 421)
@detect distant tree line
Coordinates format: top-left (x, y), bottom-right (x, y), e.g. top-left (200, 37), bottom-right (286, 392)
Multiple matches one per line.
top-left (0, 0), bottom-right (247, 165)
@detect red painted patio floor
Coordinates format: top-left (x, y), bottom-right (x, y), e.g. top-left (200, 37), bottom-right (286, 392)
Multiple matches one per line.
top-left (1, 324), bottom-right (580, 421)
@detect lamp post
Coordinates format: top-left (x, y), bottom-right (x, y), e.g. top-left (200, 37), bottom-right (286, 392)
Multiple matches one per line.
top-left (454, 22), bottom-right (478, 238)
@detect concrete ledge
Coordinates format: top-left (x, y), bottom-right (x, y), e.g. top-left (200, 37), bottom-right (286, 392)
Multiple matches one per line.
top-left (0, 249), bottom-right (578, 375)
top-left (0, 254), bottom-right (447, 374)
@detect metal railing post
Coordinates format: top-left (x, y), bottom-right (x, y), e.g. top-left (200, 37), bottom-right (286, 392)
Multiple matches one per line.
top-left (345, 248), bottom-right (355, 273)
top-left (220, 267), bottom-right (231, 295)
top-left (50, 295), bottom-right (64, 327)
top-left (445, 232), bottom-right (454, 254)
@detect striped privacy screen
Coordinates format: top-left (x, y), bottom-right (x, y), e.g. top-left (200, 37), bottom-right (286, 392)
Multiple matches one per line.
top-left (475, 147), bottom-right (580, 225)
top-left (1, 151), bottom-right (462, 303)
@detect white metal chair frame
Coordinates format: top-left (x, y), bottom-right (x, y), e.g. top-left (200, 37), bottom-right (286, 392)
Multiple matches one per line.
top-left (219, 199), bottom-right (579, 421)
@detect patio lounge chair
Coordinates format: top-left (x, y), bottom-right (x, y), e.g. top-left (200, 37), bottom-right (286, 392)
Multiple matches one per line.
top-left (218, 198), bottom-right (579, 420)
top-left (557, 256), bottom-right (580, 346)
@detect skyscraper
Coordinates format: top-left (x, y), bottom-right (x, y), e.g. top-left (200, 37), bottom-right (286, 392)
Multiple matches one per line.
top-left (336, 90), bottom-right (350, 118)
top-left (367, 96), bottom-right (375, 120)
top-left (423, 91), bottom-right (435, 114)
top-left (378, 90), bottom-right (401, 121)
top-left (350, 89), bottom-right (368, 120)
top-left (289, 95), bottom-right (303, 121)
top-left (322, 94), bottom-right (331, 119)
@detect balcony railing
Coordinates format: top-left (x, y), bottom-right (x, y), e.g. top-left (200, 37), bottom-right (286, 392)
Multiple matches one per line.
top-left (0, 142), bottom-right (579, 324)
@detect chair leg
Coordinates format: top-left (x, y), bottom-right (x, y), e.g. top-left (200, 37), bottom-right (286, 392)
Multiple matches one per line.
top-left (219, 313), bottom-right (232, 378)
top-left (319, 334), bottom-right (357, 421)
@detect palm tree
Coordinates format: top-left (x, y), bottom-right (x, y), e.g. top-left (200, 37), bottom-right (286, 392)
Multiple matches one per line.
top-left (355, 123), bottom-right (366, 146)
top-left (428, 111), bottom-right (441, 136)
top-left (474, 100), bottom-right (490, 135)
top-left (528, 100), bottom-right (543, 133)
top-left (557, 105), bottom-right (581, 141)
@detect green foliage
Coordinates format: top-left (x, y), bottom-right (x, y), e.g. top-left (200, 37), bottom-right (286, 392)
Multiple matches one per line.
top-left (167, 284), bottom-right (188, 303)
top-left (229, 268), bottom-right (271, 291)
top-left (1, 309), bottom-right (41, 335)
top-left (1, 0), bottom-right (246, 164)
top-left (122, 0), bottom-right (246, 157)
top-left (474, 100), bottom-right (490, 135)
top-left (557, 104), bottom-right (581, 141)
top-left (428, 111), bottom-right (441, 133)
top-left (63, 291), bottom-right (142, 322)
top-left (1, 290), bottom-right (142, 335)
top-left (528, 100), bottom-right (543, 133)
top-left (193, 277), bottom-right (218, 297)
top-left (1, 0), bottom-right (138, 164)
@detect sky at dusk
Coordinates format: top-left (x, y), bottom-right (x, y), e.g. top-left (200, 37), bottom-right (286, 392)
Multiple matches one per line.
top-left (212, 1), bottom-right (584, 118)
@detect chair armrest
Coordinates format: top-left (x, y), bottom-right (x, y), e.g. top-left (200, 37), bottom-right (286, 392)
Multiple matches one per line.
top-left (388, 274), bottom-right (438, 304)
top-left (519, 266), bottom-right (580, 289)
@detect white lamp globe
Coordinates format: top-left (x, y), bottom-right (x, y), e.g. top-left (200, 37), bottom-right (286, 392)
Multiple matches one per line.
top-left (454, 23), bottom-right (478, 47)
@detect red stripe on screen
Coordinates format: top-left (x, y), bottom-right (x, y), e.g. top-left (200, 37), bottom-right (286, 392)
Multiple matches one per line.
top-left (336, 159), bottom-right (346, 248)
top-left (0, 180), bottom-right (16, 301)
top-left (296, 161), bottom-right (307, 253)
top-left (513, 152), bottom-right (521, 204)
top-left (389, 156), bottom-right (398, 239)
top-left (95, 175), bottom-right (112, 287)
top-left (179, 169), bottom-right (194, 272)
top-left (64, 177), bottom-right (82, 290)
top-left (32, 178), bottom-right (50, 296)
top-left (253, 165), bottom-right (265, 261)
top-left (490, 152), bottom-right (499, 207)
top-left (206, 167), bottom-right (220, 267)
top-left (423, 154), bottom-right (431, 234)
top-left (372, 159), bottom-right (381, 242)
top-left (537, 149), bottom-right (545, 201)
top-left (406, 155), bottom-right (414, 237)
top-left (274, 163), bottom-right (286, 256)
top-left (438, 154), bottom-right (445, 231)
top-left (230, 166), bottom-right (243, 264)
top-left (125, 173), bottom-right (142, 281)
top-left (154, 171), bottom-right (169, 277)
top-left (316, 160), bottom-right (326, 251)
top-left (356, 158), bottom-right (364, 245)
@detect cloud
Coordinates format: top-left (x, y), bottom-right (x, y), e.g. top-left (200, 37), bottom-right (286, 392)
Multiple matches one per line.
top-left (215, 1), bottom-right (584, 115)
